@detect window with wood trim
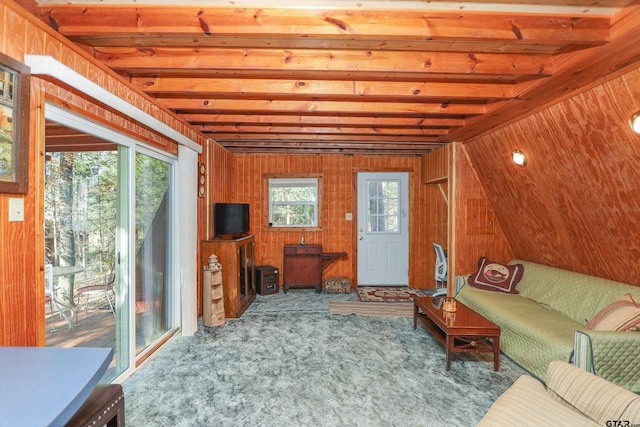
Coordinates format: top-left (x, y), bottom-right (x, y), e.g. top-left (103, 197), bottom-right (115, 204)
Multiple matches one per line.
top-left (268, 177), bottom-right (319, 228)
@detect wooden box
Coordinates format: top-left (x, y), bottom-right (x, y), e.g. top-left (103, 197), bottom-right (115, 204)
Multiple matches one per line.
top-left (325, 276), bottom-right (352, 293)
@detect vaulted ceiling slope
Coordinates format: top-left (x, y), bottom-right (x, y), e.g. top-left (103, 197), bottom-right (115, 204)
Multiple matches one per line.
top-left (34, 0), bottom-right (640, 155)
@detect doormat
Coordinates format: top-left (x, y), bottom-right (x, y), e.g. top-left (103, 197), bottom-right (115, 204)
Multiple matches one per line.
top-left (328, 301), bottom-right (413, 317)
top-left (356, 287), bottom-right (425, 303)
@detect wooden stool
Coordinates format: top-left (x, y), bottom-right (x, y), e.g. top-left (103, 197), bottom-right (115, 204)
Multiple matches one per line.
top-left (65, 384), bottom-right (125, 427)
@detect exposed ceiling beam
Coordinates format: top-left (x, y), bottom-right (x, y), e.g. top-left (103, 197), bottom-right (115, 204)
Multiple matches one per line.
top-left (132, 77), bottom-right (515, 102)
top-left (102, 49), bottom-right (553, 80)
top-left (43, 7), bottom-right (610, 46)
top-left (158, 98), bottom-right (487, 116)
top-left (208, 133), bottom-right (444, 142)
top-left (180, 114), bottom-right (465, 127)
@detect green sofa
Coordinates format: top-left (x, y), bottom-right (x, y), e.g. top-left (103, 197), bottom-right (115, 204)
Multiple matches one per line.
top-left (456, 260), bottom-right (640, 392)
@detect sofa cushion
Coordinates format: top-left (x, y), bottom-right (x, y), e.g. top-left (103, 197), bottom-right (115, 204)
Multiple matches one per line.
top-left (477, 375), bottom-right (598, 427)
top-left (588, 331), bottom-right (640, 393)
top-left (587, 294), bottom-right (640, 331)
top-left (545, 361), bottom-right (640, 425)
top-left (457, 285), bottom-right (580, 381)
top-left (468, 258), bottom-right (523, 294)
top-left (511, 260), bottom-right (640, 325)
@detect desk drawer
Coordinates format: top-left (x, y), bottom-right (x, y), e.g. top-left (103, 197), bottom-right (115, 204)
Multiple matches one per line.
top-left (284, 244), bottom-right (322, 255)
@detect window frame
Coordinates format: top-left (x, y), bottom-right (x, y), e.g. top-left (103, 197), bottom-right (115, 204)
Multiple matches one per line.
top-left (264, 174), bottom-right (323, 230)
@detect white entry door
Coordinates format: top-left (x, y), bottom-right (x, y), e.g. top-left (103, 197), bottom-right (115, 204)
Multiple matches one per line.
top-left (357, 172), bottom-right (409, 286)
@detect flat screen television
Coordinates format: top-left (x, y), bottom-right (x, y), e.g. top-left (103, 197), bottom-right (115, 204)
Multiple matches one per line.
top-left (214, 203), bottom-right (250, 237)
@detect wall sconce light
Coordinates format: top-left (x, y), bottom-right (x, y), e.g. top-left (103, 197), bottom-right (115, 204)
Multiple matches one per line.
top-left (629, 111), bottom-right (640, 135)
top-left (512, 149), bottom-right (527, 167)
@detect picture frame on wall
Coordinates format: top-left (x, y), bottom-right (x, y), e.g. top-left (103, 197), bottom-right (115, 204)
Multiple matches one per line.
top-left (0, 53), bottom-right (29, 194)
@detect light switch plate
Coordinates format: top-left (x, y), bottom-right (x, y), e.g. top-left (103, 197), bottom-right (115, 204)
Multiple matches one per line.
top-left (345, 212), bottom-right (353, 221)
top-left (9, 198), bottom-right (24, 222)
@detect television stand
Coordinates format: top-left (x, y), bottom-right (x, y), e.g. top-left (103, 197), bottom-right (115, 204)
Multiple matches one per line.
top-left (201, 235), bottom-right (256, 318)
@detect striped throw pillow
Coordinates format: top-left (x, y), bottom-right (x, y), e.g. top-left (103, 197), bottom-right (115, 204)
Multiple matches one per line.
top-left (587, 294), bottom-right (640, 331)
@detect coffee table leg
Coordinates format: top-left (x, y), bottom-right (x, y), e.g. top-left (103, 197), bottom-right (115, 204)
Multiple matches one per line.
top-left (445, 335), bottom-right (451, 371)
top-left (493, 336), bottom-right (500, 371)
top-left (413, 303), bottom-right (418, 329)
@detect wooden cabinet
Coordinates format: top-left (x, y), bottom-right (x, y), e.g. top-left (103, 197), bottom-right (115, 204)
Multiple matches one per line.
top-left (201, 235), bottom-right (255, 318)
top-left (283, 244), bottom-right (322, 293)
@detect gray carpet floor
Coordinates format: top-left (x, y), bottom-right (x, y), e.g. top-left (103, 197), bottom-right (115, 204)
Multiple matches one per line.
top-left (123, 290), bottom-right (528, 426)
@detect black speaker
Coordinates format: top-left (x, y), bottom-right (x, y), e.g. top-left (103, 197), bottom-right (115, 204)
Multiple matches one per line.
top-left (255, 265), bottom-right (279, 295)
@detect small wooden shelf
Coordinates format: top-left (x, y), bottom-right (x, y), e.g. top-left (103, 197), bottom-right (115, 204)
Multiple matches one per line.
top-left (421, 145), bottom-right (449, 184)
top-left (322, 252), bottom-right (348, 271)
top-left (202, 268), bottom-right (225, 326)
top-left (424, 176), bottom-right (447, 185)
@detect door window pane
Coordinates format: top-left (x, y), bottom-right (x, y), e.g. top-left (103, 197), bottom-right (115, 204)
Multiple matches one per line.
top-left (366, 180), bottom-right (400, 233)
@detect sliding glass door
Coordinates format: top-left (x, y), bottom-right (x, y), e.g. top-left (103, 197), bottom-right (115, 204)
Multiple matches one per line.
top-left (44, 103), bottom-right (178, 381)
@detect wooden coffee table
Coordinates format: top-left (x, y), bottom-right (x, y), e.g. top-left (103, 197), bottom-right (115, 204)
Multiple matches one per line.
top-left (413, 295), bottom-right (501, 371)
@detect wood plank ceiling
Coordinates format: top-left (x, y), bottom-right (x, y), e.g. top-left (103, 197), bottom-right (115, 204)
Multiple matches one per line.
top-left (35, 0), bottom-right (640, 155)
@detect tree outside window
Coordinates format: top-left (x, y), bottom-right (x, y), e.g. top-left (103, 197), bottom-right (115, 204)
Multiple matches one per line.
top-left (268, 177), bottom-right (319, 227)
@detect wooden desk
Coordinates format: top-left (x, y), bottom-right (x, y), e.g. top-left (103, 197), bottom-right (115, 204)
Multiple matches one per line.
top-left (283, 246), bottom-right (348, 293)
top-left (0, 347), bottom-right (112, 426)
top-left (283, 244), bottom-right (323, 292)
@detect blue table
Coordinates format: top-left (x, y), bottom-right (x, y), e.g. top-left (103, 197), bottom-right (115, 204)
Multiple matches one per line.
top-left (0, 346), bottom-right (113, 427)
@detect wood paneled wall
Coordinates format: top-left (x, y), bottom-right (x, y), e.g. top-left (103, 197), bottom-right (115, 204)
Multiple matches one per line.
top-left (453, 143), bottom-right (513, 276)
top-left (464, 66), bottom-right (640, 286)
top-left (201, 140), bottom-right (236, 237)
top-left (421, 146), bottom-right (449, 184)
top-left (420, 143), bottom-right (513, 280)
top-left (227, 154), bottom-right (439, 289)
top-left (198, 140), bottom-right (235, 315)
top-left (0, 0), bottom-right (208, 346)
top-left (421, 146), bottom-right (450, 282)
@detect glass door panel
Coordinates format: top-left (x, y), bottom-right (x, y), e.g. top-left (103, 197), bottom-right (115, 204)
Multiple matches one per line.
top-left (44, 125), bottom-right (130, 382)
top-left (115, 145), bottom-right (131, 379)
top-left (135, 152), bottom-right (172, 353)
